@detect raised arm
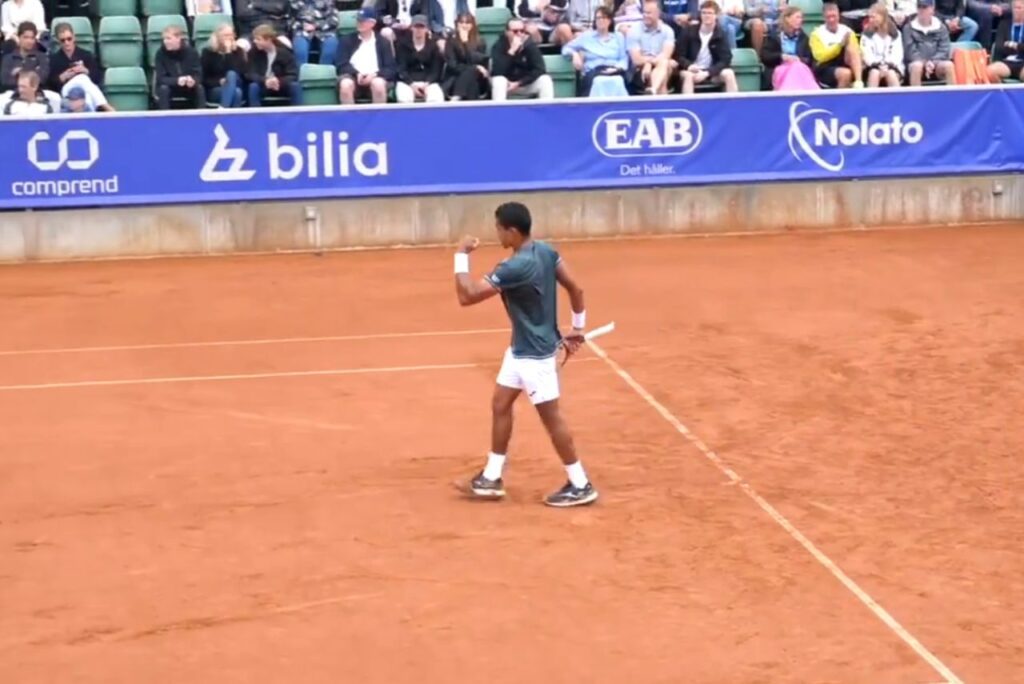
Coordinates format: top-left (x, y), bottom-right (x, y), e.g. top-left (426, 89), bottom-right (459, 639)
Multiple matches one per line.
top-left (453, 237), bottom-right (500, 307)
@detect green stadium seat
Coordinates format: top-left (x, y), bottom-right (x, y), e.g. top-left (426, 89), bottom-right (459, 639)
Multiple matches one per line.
top-left (96, 0), bottom-right (139, 16)
top-left (50, 16), bottom-right (95, 54)
top-left (730, 47), bottom-right (762, 92)
top-left (99, 16), bottom-right (144, 68)
top-left (300, 63), bottom-right (339, 105)
top-left (543, 53), bottom-right (576, 98)
top-left (192, 13), bottom-right (232, 46)
top-left (791, 0), bottom-right (823, 33)
top-left (146, 15), bottom-right (188, 66)
top-left (338, 9), bottom-right (358, 34)
top-left (103, 66), bottom-right (150, 110)
top-left (142, 0), bottom-right (184, 15)
top-left (477, 6), bottom-right (511, 50)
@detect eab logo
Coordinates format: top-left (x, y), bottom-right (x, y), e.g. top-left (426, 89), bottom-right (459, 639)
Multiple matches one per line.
top-left (788, 101), bottom-right (924, 172)
top-left (592, 109), bottom-right (703, 158)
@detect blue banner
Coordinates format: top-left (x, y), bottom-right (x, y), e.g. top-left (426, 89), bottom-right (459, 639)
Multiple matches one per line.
top-left (1, 87), bottom-right (1022, 210)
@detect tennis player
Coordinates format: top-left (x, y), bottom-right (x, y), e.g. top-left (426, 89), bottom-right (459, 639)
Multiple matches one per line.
top-left (453, 201), bottom-right (598, 507)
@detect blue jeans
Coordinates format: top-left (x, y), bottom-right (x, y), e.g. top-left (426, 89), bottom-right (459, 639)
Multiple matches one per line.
top-left (966, 1), bottom-right (1009, 48)
top-left (719, 15), bottom-right (741, 49)
top-left (247, 80), bottom-right (303, 106)
top-left (292, 34), bottom-right (339, 65)
top-left (207, 70), bottom-right (243, 108)
top-left (939, 13), bottom-right (980, 42)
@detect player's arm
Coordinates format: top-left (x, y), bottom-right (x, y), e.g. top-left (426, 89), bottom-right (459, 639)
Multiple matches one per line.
top-left (555, 259), bottom-right (587, 357)
top-left (453, 236), bottom-right (500, 307)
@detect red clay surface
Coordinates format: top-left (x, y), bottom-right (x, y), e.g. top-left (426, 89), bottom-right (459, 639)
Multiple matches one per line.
top-left (1, 225), bottom-right (1022, 683)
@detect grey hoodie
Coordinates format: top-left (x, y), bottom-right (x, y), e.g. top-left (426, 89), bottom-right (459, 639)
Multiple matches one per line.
top-left (903, 16), bottom-right (952, 62)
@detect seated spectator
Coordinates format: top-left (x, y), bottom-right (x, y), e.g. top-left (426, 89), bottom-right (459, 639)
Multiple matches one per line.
top-left (562, 6), bottom-right (629, 96)
top-left (444, 12), bottom-right (489, 100)
top-left (676, 0), bottom-right (737, 92)
top-left (248, 23), bottom-right (302, 105)
top-left (490, 16), bottom-right (554, 99)
top-left (967, 0), bottom-right (1008, 51)
top-left (291, 0), bottom-right (339, 65)
top-left (762, 6), bottom-right (817, 89)
top-left (810, 2), bottom-right (864, 87)
top-left (839, 0), bottom-right (874, 31)
top-left (904, 0), bottom-right (955, 84)
top-left (745, 0), bottom-right (784, 56)
top-left (337, 7), bottom-right (396, 104)
top-left (985, 0), bottom-right (1023, 81)
top-left (154, 25), bottom-right (205, 109)
top-left (1, 22), bottom-right (47, 92)
top-left (627, 0), bottom-right (676, 94)
top-left (615, 0), bottom-right (644, 35)
top-left (1, 0), bottom-right (45, 54)
top-left (860, 2), bottom-right (904, 86)
top-left (48, 22), bottom-right (113, 111)
top-left (61, 85), bottom-right (92, 112)
top-left (188, 0), bottom-right (233, 15)
top-left (410, 0), bottom-right (447, 45)
top-left (236, 0), bottom-right (290, 38)
top-left (886, 0), bottom-right (918, 26)
top-left (518, 0), bottom-right (575, 46)
top-left (201, 22), bottom-right (246, 107)
top-left (718, 0), bottom-right (744, 49)
top-left (935, 0), bottom-right (979, 42)
top-left (1, 69), bottom-right (51, 114)
top-left (376, 0), bottom-right (413, 46)
top-left (395, 14), bottom-right (444, 102)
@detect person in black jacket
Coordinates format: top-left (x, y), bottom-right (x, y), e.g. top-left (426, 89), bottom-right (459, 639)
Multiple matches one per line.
top-left (761, 5), bottom-right (813, 88)
top-left (444, 11), bottom-right (489, 100)
top-left (934, 0), bottom-right (980, 42)
top-left (675, 1), bottom-right (736, 93)
top-left (395, 14), bottom-right (444, 102)
top-left (336, 7), bottom-right (397, 104)
top-left (200, 21), bottom-right (247, 107)
top-left (154, 25), bottom-right (205, 109)
top-left (247, 24), bottom-right (302, 106)
top-left (986, 0), bottom-right (1024, 81)
top-left (48, 21), bottom-right (113, 110)
top-left (490, 17), bottom-right (553, 100)
top-left (1, 22), bottom-right (47, 92)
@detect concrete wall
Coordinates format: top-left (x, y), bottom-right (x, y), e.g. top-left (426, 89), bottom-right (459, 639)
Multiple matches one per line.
top-left (1, 174), bottom-right (1021, 263)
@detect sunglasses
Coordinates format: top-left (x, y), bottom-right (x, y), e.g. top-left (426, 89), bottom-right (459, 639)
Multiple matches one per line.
top-left (59, 36), bottom-right (74, 42)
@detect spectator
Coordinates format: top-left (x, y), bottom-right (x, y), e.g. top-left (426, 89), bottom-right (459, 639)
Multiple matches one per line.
top-left (745, 0), bottom-right (784, 56)
top-left (518, 0), bottom-right (575, 46)
top-left (490, 16), bottom-right (554, 99)
top-left (247, 23), bottom-right (302, 105)
top-left (1, 22), bottom-right (47, 92)
top-left (967, 0), bottom-right (1009, 50)
top-left (935, 0), bottom-right (979, 41)
top-left (615, 0), bottom-right (644, 35)
top-left (985, 0), bottom-right (1023, 80)
top-left (839, 0), bottom-right (874, 31)
top-left (762, 6), bottom-right (816, 89)
top-left (201, 22), bottom-right (246, 107)
top-left (562, 6), bottom-right (629, 96)
top-left (236, 0), bottom-right (290, 38)
top-left (1, 68), bottom-right (50, 113)
top-left (291, 0), bottom-right (340, 65)
top-left (60, 85), bottom-right (91, 112)
top-left (154, 25), bottom-right (205, 109)
top-left (410, 0), bottom-right (447, 42)
top-left (887, 0), bottom-right (918, 26)
top-left (337, 7), bottom-right (396, 104)
top-left (810, 2), bottom-right (864, 87)
top-left (188, 0), bottom-right (233, 15)
top-left (395, 14), bottom-right (444, 102)
top-left (566, 0), bottom-right (605, 33)
top-left (904, 0), bottom-right (955, 83)
top-left (48, 22), bottom-right (113, 111)
top-left (676, 0), bottom-right (737, 93)
top-left (1, 0), bottom-right (45, 54)
top-left (627, 0), bottom-right (676, 94)
top-left (659, 0), bottom-right (691, 31)
top-left (377, 0), bottom-right (413, 46)
top-left (717, 0), bottom-right (744, 50)
top-left (860, 2), bottom-right (904, 86)
top-left (444, 11), bottom-right (489, 100)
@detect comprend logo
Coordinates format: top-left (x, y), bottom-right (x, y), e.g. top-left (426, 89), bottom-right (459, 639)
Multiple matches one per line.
top-left (592, 109), bottom-right (703, 158)
top-left (11, 130), bottom-right (118, 199)
top-left (788, 101), bottom-right (924, 172)
top-left (200, 123), bottom-right (389, 182)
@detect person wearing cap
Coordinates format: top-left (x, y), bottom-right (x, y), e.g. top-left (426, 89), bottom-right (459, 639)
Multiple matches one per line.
top-left (809, 2), bottom-right (865, 87)
top-left (49, 22), bottom-right (113, 112)
top-left (490, 16), bottom-right (554, 99)
top-left (337, 7), bottom-right (397, 104)
top-left (986, 0), bottom-right (1024, 81)
top-left (377, 0), bottom-right (446, 47)
top-left (395, 14), bottom-right (445, 102)
top-left (61, 85), bottom-right (91, 112)
top-left (903, 0), bottom-right (956, 84)
top-left (933, 0), bottom-right (980, 42)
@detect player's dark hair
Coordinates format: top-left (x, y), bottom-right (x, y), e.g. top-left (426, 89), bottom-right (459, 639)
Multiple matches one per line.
top-left (495, 202), bottom-right (532, 236)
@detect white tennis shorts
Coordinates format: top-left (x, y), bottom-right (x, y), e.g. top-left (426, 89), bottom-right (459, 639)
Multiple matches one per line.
top-left (496, 347), bottom-right (560, 405)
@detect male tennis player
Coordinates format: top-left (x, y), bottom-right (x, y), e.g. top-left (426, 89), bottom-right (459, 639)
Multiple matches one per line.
top-left (453, 201), bottom-right (598, 507)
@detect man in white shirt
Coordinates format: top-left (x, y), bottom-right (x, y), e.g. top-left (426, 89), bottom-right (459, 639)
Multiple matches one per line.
top-left (337, 7), bottom-right (398, 104)
top-left (2, 69), bottom-right (52, 115)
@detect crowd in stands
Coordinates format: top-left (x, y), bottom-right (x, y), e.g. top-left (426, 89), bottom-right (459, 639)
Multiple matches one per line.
top-left (0, 0), bottom-right (1020, 114)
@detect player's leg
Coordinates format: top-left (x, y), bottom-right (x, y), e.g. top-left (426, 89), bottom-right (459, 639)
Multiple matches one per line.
top-left (468, 349), bottom-right (522, 498)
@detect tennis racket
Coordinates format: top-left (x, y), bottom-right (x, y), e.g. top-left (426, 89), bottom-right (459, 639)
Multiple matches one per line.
top-left (559, 321), bottom-right (616, 366)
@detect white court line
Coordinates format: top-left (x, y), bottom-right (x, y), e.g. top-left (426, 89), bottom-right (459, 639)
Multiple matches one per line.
top-left (0, 327), bottom-right (509, 357)
top-left (587, 340), bottom-right (964, 684)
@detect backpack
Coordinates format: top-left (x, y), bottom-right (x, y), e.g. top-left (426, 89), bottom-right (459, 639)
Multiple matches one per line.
top-left (952, 47), bottom-right (989, 85)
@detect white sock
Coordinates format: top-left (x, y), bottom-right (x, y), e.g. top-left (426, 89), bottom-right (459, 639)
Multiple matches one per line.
top-left (565, 461), bottom-right (589, 489)
top-left (482, 452), bottom-right (506, 481)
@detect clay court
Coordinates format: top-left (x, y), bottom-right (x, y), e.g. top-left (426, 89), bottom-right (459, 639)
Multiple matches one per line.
top-left (1, 224), bottom-right (1022, 683)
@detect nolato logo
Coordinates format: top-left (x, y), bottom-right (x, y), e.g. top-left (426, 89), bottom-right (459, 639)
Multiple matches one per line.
top-left (200, 124), bottom-right (388, 182)
top-left (787, 101), bottom-right (924, 172)
top-left (12, 130), bottom-right (119, 198)
top-left (592, 109), bottom-right (703, 158)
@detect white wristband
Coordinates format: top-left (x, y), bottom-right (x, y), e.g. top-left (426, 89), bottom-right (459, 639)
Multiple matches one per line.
top-left (572, 311), bottom-right (586, 330)
top-left (454, 253), bottom-right (470, 274)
